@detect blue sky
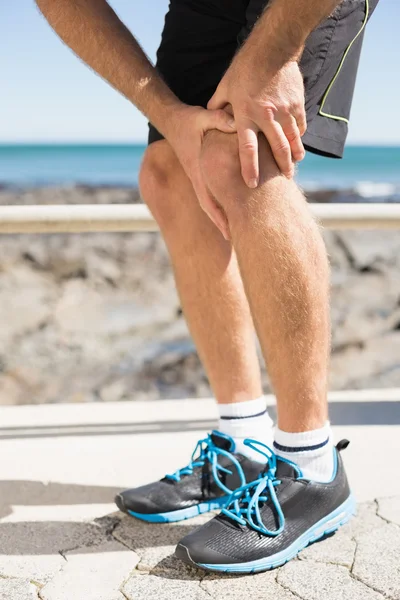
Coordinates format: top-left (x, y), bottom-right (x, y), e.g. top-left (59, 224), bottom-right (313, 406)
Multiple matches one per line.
top-left (1, 0), bottom-right (398, 144)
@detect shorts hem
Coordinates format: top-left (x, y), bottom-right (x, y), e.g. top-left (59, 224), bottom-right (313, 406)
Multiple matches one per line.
top-left (302, 130), bottom-right (345, 159)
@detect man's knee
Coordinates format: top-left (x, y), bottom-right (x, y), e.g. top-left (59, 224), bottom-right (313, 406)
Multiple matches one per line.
top-left (200, 130), bottom-right (287, 216)
top-left (200, 131), bottom-right (241, 207)
top-left (139, 140), bottom-right (184, 225)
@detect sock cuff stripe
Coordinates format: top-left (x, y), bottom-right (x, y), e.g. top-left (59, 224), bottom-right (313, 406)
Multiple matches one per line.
top-left (273, 437), bottom-right (329, 453)
top-left (220, 409), bottom-right (268, 421)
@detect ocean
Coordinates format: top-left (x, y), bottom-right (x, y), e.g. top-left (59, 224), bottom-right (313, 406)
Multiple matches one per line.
top-left (1, 144), bottom-right (399, 201)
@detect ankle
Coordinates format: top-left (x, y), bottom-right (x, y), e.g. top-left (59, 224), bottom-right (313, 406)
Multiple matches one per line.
top-left (218, 396), bottom-right (274, 462)
top-left (274, 422), bottom-right (335, 483)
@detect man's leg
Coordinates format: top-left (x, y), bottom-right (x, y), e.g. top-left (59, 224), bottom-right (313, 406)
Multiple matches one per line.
top-left (175, 132), bottom-right (356, 569)
top-left (140, 139), bottom-right (262, 405)
top-left (115, 138), bottom-right (274, 521)
top-left (200, 131), bottom-right (333, 480)
top-left (140, 140), bottom-right (274, 457)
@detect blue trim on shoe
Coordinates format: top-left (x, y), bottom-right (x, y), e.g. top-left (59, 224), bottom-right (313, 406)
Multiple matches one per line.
top-left (128, 496), bottom-right (230, 523)
top-left (196, 494), bottom-right (356, 573)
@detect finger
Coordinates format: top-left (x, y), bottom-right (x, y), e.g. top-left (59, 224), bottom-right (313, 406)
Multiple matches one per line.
top-left (294, 104), bottom-right (307, 137)
top-left (237, 119), bottom-right (260, 189)
top-left (193, 177), bottom-right (230, 240)
top-left (207, 83), bottom-right (227, 111)
top-left (262, 120), bottom-right (293, 178)
top-left (199, 108), bottom-right (236, 134)
top-left (279, 114), bottom-right (305, 162)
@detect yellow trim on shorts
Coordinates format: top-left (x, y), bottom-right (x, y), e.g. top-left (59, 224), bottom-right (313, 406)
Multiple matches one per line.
top-left (319, 0), bottom-right (370, 124)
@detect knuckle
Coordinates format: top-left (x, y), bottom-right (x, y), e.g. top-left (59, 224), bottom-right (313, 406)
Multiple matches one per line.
top-left (274, 141), bottom-right (290, 155)
top-left (293, 100), bottom-right (304, 112)
top-left (264, 105), bottom-right (276, 120)
top-left (280, 101), bottom-right (291, 115)
top-left (285, 130), bottom-right (299, 143)
top-left (240, 141), bottom-right (257, 152)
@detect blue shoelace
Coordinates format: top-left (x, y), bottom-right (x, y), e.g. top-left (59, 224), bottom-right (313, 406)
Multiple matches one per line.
top-left (165, 431), bottom-right (246, 495)
top-left (221, 440), bottom-right (286, 537)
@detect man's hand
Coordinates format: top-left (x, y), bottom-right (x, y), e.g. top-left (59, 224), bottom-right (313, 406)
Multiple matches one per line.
top-left (36, 0), bottom-right (234, 239)
top-left (208, 58), bottom-right (307, 188)
top-left (166, 105), bottom-right (236, 240)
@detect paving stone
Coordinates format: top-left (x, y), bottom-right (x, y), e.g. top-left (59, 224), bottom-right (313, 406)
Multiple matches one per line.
top-left (0, 520), bottom-right (109, 583)
top-left (278, 561), bottom-right (385, 600)
top-left (1, 504), bottom-right (116, 523)
top-left (0, 520), bottom-right (107, 557)
top-left (341, 501), bottom-right (387, 539)
top-left (123, 571), bottom-right (210, 600)
top-left (353, 522), bottom-right (400, 599)
top-left (113, 513), bottom-right (212, 571)
top-left (0, 579), bottom-right (38, 600)
top-left (202, 570), bottom-right (296, 599)
top-left (40, 541), bottom-right (138, 600)
top-left (0, 554), bottom-right (65, 585)
top-left (377, 496), bottom-right (400, 526)
top-left (298, 526), bottom-right (356, 568)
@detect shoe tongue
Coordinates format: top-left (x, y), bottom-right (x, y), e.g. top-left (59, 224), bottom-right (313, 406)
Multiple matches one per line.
top-left (276, 458), bottom-right (301, 479)
top-left (210, 430), bottom-right (235, 452)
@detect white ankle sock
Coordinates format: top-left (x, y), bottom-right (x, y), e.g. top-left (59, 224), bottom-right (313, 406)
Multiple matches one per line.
top-left (218, 396), bottom-right (274, 463)
top-left (273, 422), bottom-right (335, 483)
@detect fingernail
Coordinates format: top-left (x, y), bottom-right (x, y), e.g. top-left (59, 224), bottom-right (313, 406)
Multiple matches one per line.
top-left (228, 118), bottom-right (235, 129)
top-left (248, 178), bottom-right (258, 189)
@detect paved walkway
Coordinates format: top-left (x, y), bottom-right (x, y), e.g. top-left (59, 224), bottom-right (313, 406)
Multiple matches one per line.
top-left (0, 390), bottom-right (399, 600)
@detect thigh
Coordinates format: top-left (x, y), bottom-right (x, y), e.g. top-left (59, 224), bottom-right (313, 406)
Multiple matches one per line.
top-left (149, 0), bottom-right (248, 145)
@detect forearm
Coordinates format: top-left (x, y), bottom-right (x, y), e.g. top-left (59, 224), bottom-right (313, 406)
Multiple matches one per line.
top-left (35, 0), bottom-right (183, 137)
top-left (240, 0), bottom-right (344, 70)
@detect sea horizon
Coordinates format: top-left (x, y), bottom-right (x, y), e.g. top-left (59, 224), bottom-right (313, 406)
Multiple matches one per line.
top-left (1, 142), bottom-right (400, 202)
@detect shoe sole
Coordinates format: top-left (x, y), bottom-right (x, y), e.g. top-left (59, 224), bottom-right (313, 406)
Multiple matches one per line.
top-left (176, 493), bottom-right (356, 573)
top-left (115, 494), bottom-right (230, 523)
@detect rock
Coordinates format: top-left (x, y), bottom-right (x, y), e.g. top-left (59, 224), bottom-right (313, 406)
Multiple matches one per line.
top-left (0, 265), bottom-right (56, 342)
top-left (1, 186), bottom-right (400, 405)
top-left (330, 332), bottom-right (400, 389)
top-left (334, 230), bottom-right (400, 271)
top-left (0, 374), bottom-right (23, 405)
top-left (330, 270), bottom-right (400, 349)
top-left (85, 251), bottom-right (121, 283)
top-left (54, 279), bottom-right (176, 336)
top-left (98, 379), bottom-right (128, 403)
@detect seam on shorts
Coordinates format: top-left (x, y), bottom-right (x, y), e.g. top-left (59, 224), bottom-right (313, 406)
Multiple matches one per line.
top-left (319, 0), bottom-right (369, 123)
top-left (304, 2), bottom-right (343, 92)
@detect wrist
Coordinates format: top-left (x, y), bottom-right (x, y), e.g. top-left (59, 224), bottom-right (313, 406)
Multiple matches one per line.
top-left (126, 75), bottom-right (185, 141)
top-left (238, 11), bottom-right (306, 73)
top-left (159, 102), bottom-right (191, 142)
top-left (241, 36), bottom-right (303, 76)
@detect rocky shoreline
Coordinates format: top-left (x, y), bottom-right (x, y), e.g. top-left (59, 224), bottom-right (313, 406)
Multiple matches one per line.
top-left (0, 186), bottom-right (399, 405)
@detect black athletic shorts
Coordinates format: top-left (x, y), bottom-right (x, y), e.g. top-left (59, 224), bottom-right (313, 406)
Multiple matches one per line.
top-left (148, 0), bottom-right (379, 158)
